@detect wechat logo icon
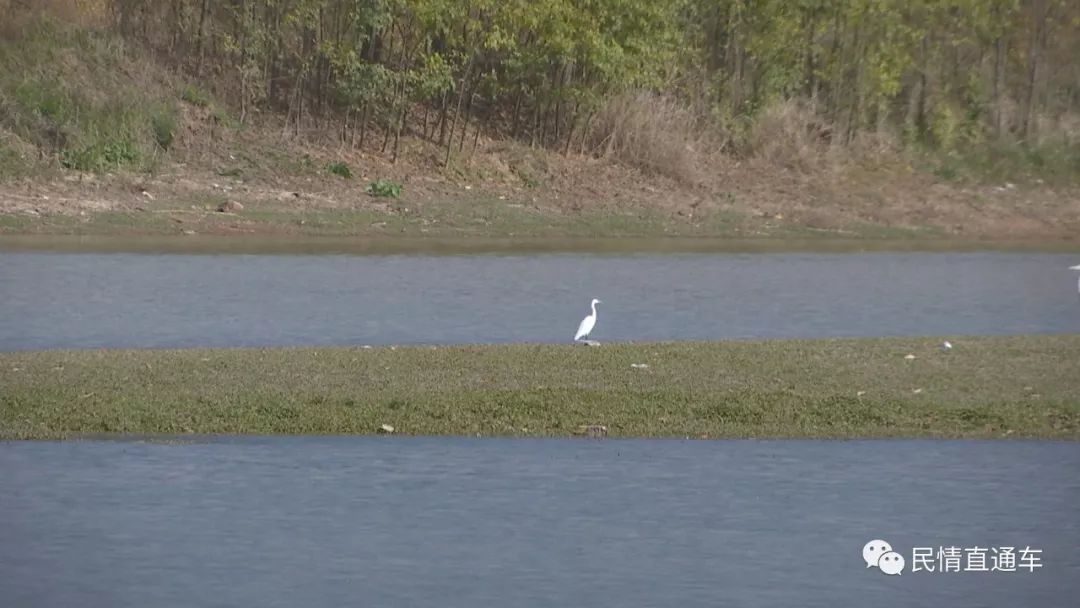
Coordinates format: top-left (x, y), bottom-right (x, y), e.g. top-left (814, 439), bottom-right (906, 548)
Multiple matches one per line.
top-left (863, 539), bottom-right (905, 576)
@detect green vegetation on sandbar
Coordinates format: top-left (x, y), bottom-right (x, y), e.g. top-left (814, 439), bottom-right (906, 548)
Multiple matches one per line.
top-left (2, 336), bottom-right (1078, 441)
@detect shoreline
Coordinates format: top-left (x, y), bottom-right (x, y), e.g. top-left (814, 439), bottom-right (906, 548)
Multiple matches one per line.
top-left (21, 434), bottom-right (1080, 444)
top-left (3, 336), bottom-right (1077, 441)
top-left (3, 170), bottom-right (1078, 247)
top-left (3, 233), bottom-right (1079, 255)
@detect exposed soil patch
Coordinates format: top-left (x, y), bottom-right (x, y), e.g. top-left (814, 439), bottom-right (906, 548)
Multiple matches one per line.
top-left (2, 119), bottom-right (1078, 241)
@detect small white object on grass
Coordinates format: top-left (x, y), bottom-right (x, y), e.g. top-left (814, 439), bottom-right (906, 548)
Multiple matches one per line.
top-left (574, 298), bottom-right (602, 342)
top-left (904, 354), bottom-right (916, 360)
top-left (630, 363), bottom-right (649, 369)
top-left (941, 341), bottom-right (953, 350)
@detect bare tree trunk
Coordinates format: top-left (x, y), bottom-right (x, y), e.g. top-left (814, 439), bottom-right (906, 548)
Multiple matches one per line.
top-left (445, 52), bottom-right (475, 166)
top-left (194, 0), bottom-right (209, 76)
top-left (358, 103), bottom-right (369, 149)
top-left (845, 23), bottom-right (864, 144)
top-left (458, 90), bottom-right (474, 152)
top-left (529, 99), bottom-right (541, 147)
top-left (381, 115), bottom-right (392, 153)
top-left (511, 86), bottom-right (524, 137)
top-left (285, 56), bottom-right (308, 139)
top-left (992, 34), bottom-right (1006, 139)
top-left (914, 34), bottom-right (929, 141)
top-left (802, 10), bottom-right (817, 98)
top-left (140, 2), bottom-right (149, 43)
top-left (470, 115), bottom-right (482, 158)
top-left (266, 2), bottom-right (282, 107)
top-left (240, 72), bottom-right (248, 125)
top-left (238, 0), bottom-right (249, 125)
top-left (1020, 0), bottom-right (1049, 140)
top-left (553, 100), bottom-right (563, 148)
top-left (563, 101), bottom-right (579, 156)
top-left (539, 98), bottom-right (551, 147)
top-left (170, 0), bottom-right (183, 55)
top-left (389, 19), bottom-right (418, 160)
top-left (825, 10), bottom-right (845, 123)
top-left (437, 90), bottom-right (450, 145)
top-left (552, 63), bottom-right (564, 147)
top-left (350, 110), bottom-right (358, 147)
top-left (579, 110), bottom-right (595, 155)
top-left (393, 78), bottom-right (409, 163)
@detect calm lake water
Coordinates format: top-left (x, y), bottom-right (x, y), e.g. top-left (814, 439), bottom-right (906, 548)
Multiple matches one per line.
top-left (0, 251), bottom-right (1077, 350)
top-left (1, 438), bottom-right (1077, 607)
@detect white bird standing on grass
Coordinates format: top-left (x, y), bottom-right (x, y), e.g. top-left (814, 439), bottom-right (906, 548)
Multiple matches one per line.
top-left (574, 298), bottom-right (602, 342)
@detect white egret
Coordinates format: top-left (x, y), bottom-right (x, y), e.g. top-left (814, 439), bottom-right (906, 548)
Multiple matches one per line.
top-left (574, 298), bottom-right (602, 341)
top-left (1071, 265), bottom-right (1080, 294)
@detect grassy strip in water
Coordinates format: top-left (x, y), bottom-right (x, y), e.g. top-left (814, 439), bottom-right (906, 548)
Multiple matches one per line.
top-left (1, 336), bottom-right (1078, 440)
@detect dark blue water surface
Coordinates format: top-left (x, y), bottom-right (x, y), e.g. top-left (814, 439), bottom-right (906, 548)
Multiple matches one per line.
top-left (1, 251), bottom-right (1077, 350)
top-left (1, 437), bottom-right (1077, 607)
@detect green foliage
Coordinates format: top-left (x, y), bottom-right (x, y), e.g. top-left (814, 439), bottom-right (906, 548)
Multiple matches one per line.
top-left (2, 1), bottom-right (1078, 183)
top-left (366, 178), bottom-right (403, 198)
top-left (210, 107), bottom-right (239, 129)
top-left (681, 0), bottom-right (1077, 157)
top-left (3, 336), bottom-right (1079, 440)
top-left (61, 140), bottom-right (138, 171)
top-left (0, 18), bottom-right (181, 174)
top-left (331, 57), bottom-right (393, 109)
top-left (326, 161), bottom-right (352, 178)
top-left (180, 85), bottom-right (211, 108)
top-left (150, 104), bottom-right (177, 150)
top-left (926, 139), bottom-right (1080, 185)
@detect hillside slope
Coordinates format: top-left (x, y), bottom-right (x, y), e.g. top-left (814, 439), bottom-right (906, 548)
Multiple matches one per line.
top-left (1, 20), bottom-right (1078, 241)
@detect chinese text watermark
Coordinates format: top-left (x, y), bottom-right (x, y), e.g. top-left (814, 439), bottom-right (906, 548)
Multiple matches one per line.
top-left (863, 539), bottom-right (1042, 576)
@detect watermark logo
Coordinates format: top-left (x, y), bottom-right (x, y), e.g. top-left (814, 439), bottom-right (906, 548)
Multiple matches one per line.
top-left (878, 551), bottom-right (906, 575)
top-left (863, 539), bottom-right (905, 575)
top-left (863, 539), bottom-right (1042, 576)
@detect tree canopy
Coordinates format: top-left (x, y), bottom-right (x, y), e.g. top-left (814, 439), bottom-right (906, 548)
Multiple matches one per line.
top-left (99, 0), bottom-right (1080, 158)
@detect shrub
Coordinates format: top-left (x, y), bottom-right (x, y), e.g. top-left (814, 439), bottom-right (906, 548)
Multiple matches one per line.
top-left (326, 161), bottom-right (352, 178)
top-left (60, 139), bottom-right (137, 171)
top-left (741, 98), bottom-right (831, 173)
top-left (366, 178), bottom-right (402, 198)
top-left (180, 84), bottom-right (210, 107)
top-left (585, 91), bottom-right (710, 185)
top-left (150, 105), bottom-right (176, 150)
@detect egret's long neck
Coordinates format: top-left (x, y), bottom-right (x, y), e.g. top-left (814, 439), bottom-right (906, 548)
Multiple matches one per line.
top-left (591, 302), bottom-right (598, 316)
